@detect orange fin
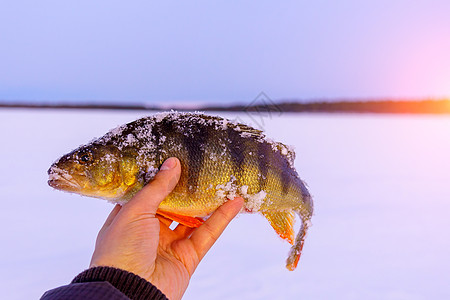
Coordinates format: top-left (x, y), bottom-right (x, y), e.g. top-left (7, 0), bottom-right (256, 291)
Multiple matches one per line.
top-left (262, 210), bottom-right (295, 245)
top-left (286, 216), bottom-right (310, 271)
top-left (157, 210), bottom-right (205, 228)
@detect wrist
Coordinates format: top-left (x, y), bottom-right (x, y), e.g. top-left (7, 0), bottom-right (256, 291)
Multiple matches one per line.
top-left (72, 266), bottom-right (168, 300)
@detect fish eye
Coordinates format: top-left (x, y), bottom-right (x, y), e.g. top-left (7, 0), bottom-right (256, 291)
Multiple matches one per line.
top-left (78, 150), bottom-right (93, 164)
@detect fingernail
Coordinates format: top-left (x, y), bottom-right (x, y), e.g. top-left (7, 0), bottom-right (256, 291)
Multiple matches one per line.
top-left (160, 157), bottom-right (177, 170)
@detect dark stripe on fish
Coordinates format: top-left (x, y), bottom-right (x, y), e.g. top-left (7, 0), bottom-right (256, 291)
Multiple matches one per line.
top-left (182, 120), bottom-right (209, 192)
top-left (298, 177), bottom-right (312, 207)
top-left (257, 141), bottom-right (271, 190)
top-left (280, 167), bottom-right (292, 195)
top-left (226, 127), bottom-right (246, 182)
top-left (151, 120), bottom-right (168, 166)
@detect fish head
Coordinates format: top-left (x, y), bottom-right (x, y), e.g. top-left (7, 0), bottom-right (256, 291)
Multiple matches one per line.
top-left (48, 144), bottom-right (141, 201)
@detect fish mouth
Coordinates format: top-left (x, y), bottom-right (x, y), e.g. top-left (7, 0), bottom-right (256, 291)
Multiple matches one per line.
top-left (47, 166), bottom-right (82, 191)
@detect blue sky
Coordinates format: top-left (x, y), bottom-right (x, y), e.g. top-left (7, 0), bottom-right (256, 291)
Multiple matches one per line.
top-left (1, 1), bottom-right (450, 105)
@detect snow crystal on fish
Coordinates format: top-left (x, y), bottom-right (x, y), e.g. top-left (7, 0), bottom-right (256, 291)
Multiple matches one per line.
top-left (245, 190), bottom-right (267, 212)
top-left (215, 177), bottom-right (267, 212)
top-left (240, 132), bottom-right (253, 138)
top-left (144, 165), bottom-right (159, 182)
top-left (126, 134), bottom-right (137, 145)
top-left (110, 124), bottom-right (126, 137)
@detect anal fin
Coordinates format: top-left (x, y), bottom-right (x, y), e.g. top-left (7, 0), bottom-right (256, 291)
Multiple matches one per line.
top-left (262, 210), bottom-right (295, 245)
top-left (157, 210), bottom-right (205, 228)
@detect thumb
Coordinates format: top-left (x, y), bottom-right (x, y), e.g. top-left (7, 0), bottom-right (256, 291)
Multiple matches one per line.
top-left (125, 157), bottom-right (181, 215)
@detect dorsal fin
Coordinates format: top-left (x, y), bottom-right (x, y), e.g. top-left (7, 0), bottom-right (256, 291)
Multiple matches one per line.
top-left (231, 122), bottom-right (264, 138)
top-left (275, 142), bottom-right (296, 167)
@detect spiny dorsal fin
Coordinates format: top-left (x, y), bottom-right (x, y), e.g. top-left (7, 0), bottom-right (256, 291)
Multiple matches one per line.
top-left (261, 210), bottom-right (295, 245)
top-left (274, 142), bottom-right (296, 167)
top-left (231, 122), bottom-right (264, 138)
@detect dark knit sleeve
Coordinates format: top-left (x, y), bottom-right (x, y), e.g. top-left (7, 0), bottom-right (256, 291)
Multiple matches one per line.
top-left (41, 266), bottom-right (168, 300)
top-left (71, 266), bottom-right (168, 300)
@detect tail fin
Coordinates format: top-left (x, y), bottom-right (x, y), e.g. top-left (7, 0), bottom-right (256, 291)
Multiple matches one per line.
top-left (285, 176), bottom-right (314, 271)
top-left (286, 210), bottom-right (311, 271)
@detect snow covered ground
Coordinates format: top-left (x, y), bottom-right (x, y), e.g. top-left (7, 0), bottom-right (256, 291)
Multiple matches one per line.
top-left (0, 109), bottom-right (449, 299)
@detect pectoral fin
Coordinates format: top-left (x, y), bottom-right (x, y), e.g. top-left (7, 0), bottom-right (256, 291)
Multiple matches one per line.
top-left (157, 210), bottom-right (205, 228)
top-left (262, 210), bottom-right (295, 245)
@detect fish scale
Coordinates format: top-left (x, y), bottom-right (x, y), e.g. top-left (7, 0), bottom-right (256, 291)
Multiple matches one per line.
top-left (48, 112), bottom-right (313, 270)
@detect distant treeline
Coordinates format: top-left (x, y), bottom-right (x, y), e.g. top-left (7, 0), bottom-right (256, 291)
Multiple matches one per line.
top-left (202, 99), bottom-right (450, 114)
top-left (0, 102), bottom-right (157, 111)
top-left (1, 99), bottom-right (450, 114)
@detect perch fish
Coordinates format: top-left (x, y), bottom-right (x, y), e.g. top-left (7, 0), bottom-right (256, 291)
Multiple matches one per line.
top-left (48, 112), bottom-right (313, 270)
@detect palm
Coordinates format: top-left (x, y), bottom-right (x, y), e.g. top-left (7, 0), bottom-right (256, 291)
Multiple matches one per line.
top-left (149, 221), bottom-right (198, 300)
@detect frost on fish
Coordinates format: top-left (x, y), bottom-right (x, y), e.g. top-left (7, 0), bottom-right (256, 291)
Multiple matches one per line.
top-left (215, 175), bottom-right (267, 212)
top-left (48, 111), bottom-right (313, 270)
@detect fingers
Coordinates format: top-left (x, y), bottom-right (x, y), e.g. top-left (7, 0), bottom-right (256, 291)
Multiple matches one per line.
top-left (189, 197), bottom-right (244, 261)
top-left (125, 157), bottom-right (181, 215)
top-left (173, 224), bottom-right (195, 238)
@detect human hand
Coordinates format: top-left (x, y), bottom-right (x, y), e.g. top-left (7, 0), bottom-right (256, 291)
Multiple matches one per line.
top-left (90, 157), bottom-right (244, 300)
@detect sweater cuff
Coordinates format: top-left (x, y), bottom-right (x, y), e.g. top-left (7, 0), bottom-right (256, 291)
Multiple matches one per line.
top-left (72, 266), bottom-right (168, 300)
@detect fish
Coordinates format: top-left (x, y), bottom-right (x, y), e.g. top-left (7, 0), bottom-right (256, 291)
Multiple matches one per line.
top-left (48, 112), bottom-right (313, 270)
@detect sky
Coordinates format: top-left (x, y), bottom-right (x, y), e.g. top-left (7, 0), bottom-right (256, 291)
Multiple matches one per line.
top-left (1, 0), bottom-right (450, 105)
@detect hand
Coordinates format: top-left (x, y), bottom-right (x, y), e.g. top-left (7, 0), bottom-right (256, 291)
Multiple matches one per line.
top-left (90, 157), bottom-right (244, 300)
